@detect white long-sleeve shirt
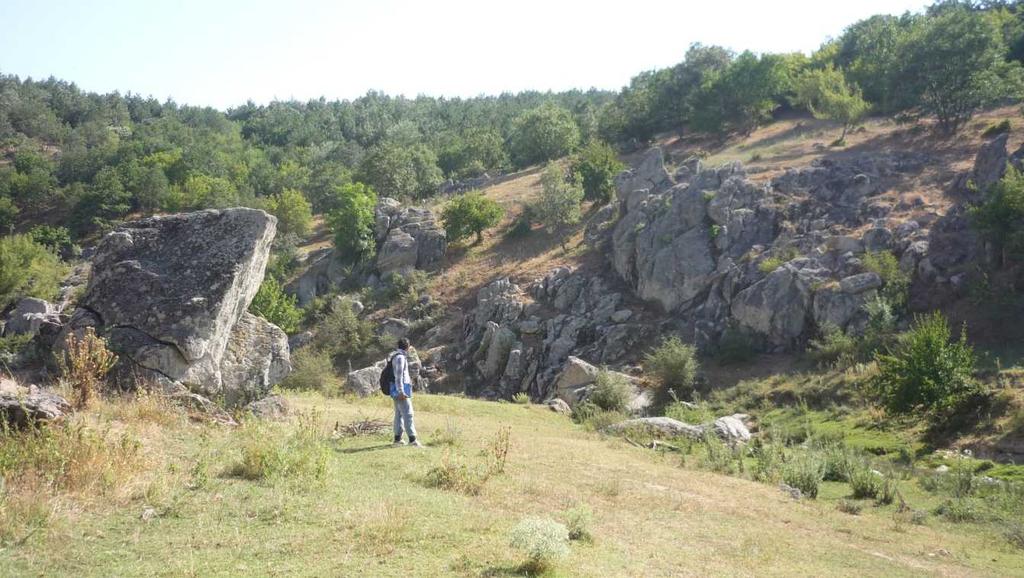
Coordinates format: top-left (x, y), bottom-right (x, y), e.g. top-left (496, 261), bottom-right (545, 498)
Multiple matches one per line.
top-left (390, 350), bottom-right (413, 397)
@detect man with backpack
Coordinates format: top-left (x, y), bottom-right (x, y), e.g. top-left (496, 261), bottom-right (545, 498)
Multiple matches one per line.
top-left (381, 338), bottom-right (420, 447)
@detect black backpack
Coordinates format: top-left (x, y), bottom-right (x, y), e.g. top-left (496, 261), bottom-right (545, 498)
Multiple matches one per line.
top-left (378, 355), bottom-right (394, 395)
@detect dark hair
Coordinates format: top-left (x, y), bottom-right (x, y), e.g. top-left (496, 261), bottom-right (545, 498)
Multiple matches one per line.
top-left (397, 337), bottom-right (410, 351)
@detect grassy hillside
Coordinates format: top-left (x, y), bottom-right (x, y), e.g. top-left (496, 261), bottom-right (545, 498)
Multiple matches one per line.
top-left (3, 392), bottom-right (1021, 577)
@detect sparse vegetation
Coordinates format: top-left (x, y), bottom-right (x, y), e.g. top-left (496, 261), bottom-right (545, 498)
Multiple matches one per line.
top-left (249, 275), bottom-right (302, 333)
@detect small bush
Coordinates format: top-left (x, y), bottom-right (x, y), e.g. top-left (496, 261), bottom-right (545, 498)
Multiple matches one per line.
top-left (757, 247), bottom-right (800, 274)
top-left (59, 328), bottom-right (118, 410)
top-left (643, 337), bottom-right (699, 398)
top-left (863, 251), bottom-right (910, 309)
top-left (314, 299), bottom-right (377, 367)
top-left (0, 234), bottom-right (67, 310)
top-left (837, 499), bottom-right (863, 515)
top-left (588, 370), bottom-right (633, 413)
top-left (848, 464), bottom-right (882, 499)
top-left (809, 324), bottom-right (858, 369)
top-left (424, 450), bottom-right (489, 495)
top-left (664, 401), bottom-right (714, 424)
top-left (264, 188), bottom-right (313, 238)
top-left (581, 408), bottom-right (630, 433)
top-left (716, 327), bottom-right (757, 365)
top-left (563, 504), bottom-right (594, 542)
top-left (227, 411), bottom-right (329, 483)
top-left (430, 418), bottom-right (463, 447)
top-left (249, 275), bottom-right (302, 334)
top-left (1005, 522), bottom-right (1024, 550)
top-left (280, 349), bottom-right (339, 394)
top-left (508, 517), bottom-right (570, 574)
top-left (873, 312), bottom-right (979, 416)
top-left (970, 165), bottom-right (1024, 264)
top-left (487, 427), bottom-right (511, 475)
top-left (937, 498), bottom-right (978, 523)
top-left (782, 453), bottom-right (825, 499)
top-left (750, 439), bottom-right (786, 483)
top-left (701, 433), bottom-right (740, 475)
top-left (571, 140), bottom-right (624, 204)
top-left (512, 392), bottom-right (531, 405)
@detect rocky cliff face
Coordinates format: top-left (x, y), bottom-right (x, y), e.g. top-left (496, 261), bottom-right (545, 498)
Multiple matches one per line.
top-left (61, 208), bottom-right (290, 405)
top-left (451, 139), bottom-right (1006, 401)
top-left (601, 147), bottom-right (938, 351)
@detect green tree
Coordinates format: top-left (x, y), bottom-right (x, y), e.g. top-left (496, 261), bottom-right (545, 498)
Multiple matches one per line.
top-left (691, 51), bottom-right (793, 135)
top-left (898, 7), bottom-right (1023, 133)
top-left (834, 14), bottom-right (916, 114)
top-left (0, 196), bottom-right (19, 233)
top-left (358, 142), bottom-right (442, 199)
top-left (0, 234), bottom-right (67, 309)
top-left (570, 140), bottom-right (624, 204)
top-left (441, 191), bottom-right (504, 244)
top-left (264, 188), bottom-right (313, 238)
top-left (873, 312), bottom-right (979, 416)
top-left (794, 66), bottom-right (870, 141)
top-left (249, 275), bottom-right (302, 333)
top-left (971, 164), bottom-right (1024, 266)
top-left (509, 104), bottom-right (581, 168)
top-left (327, 182), bottom-right (377, 263)
top-left (72, 166), bottom-right (132, 233)
top-left (535, 163), bottom-right (583, 250)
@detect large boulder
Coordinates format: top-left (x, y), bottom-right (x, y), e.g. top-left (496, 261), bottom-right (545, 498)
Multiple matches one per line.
top-left (731, 264), bottom-right (813, 349)
top-left (3, 297), bottom-right (61, 338)
top-left (375, 199), bottom-right (446, 277)
top-left (1, 391), bottom-right (70, 427)
top-left (345, 361), bottom-right (385, 397)
top-left (552, 356), bottom-right (600, 403)
top-left (61, 208), bottom-right (290, 405)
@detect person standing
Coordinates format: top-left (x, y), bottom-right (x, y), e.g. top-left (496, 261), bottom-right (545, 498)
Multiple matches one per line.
top-left (390, 338), bottom-right (421, 447)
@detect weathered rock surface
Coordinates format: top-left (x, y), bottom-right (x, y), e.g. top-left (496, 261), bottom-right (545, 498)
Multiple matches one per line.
top-left (0, 391), bottom-right (71, 427)
top-left (4, 297), bottom-right (62, 338)
top-left (61, 208), bottom-right (290, 405)
top-left (606, 414), bottom-right (751, 444)
top-left (375, 198), bottom-right (446, 277)
top-left (247, 394), bottom-right (290, 420)
top-left (345, 361), bottom-right (385, 397)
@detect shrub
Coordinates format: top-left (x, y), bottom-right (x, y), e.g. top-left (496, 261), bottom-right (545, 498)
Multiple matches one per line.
top-left (873, 312), bottom-right (979, 416)
top-left (809, 324), bottom-right (858, 369)
top-left (0, 234), bottom-right (66, 309)
top-left (535, 163), bottom-right (583, 250)
top-left (58, 328), bottom-right (118, 410)
top-left (837, 499), bottom-right (863, 515)
top-left (314, 299), bottom-right (376, 367)
top-left (716, 327), bottom-right (756, 365)
top-left (441, 191), bottom-right (504, 244)
top-left (571, 140), bottom-right (624, 204)
top-left (782, 453), bottom-right (825, 499)
top-left (750, 439), bottom-right (786, 483)
top-left (701, 433), bottom-right (740, 475)
top-left (508, 517), bottom-right (570, 573)
top-left (863, 251), bottom-right (910, 309)
top-left (249, 275), bottom-right (302, 334)
top-left (971, 165), bottom-right (1024, 265)
top-left (644, 336), bottom-right (699, 398)
top-left (664, 400), bottom-right (714, 425)
top-left (511, 392), bottom-right (530, 405)
top-left (424, 449), bottom-right (489, 495)
top-left (280, 349), bottom-right (339, 393)
top-left (563, 504), bottom-right (594, 542)
top-left (757, 247), bottom-right (800, 274)
top-left (588, 370), bottom-right (633, 413)
top-left (264, 188), bottom-right (313, 238)
top-left (848, 463), bottom-right (882, 499)
top-left (327, 182), bottom-right (377, 263)
top-left (29, 225), bottom-right (74, 255)
top-left (227, 411), bottom-right (329, 483)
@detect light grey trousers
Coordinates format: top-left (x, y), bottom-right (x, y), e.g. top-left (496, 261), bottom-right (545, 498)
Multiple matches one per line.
top-left (393, 397), bottom-right (418, 441)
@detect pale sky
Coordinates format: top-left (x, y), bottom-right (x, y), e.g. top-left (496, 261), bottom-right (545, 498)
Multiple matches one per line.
top-left (0, 0), bottom-right (929, 110)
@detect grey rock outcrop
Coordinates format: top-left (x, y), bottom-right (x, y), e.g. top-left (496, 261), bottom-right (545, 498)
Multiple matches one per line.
top-left (4, 298), bottom-right (62, 338)
top-left (375, 198), bottom-right (446, 277)
top-left (247, 394), bottom-right (290, 420)
top-left (345, 361), bottom-right (386, 397)
top-left (1, 391), bottom-right (71, 427)
top-left (606, 414), bottom-right (751, 444)
top-left (61, 208), bottom-right (290, 405)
